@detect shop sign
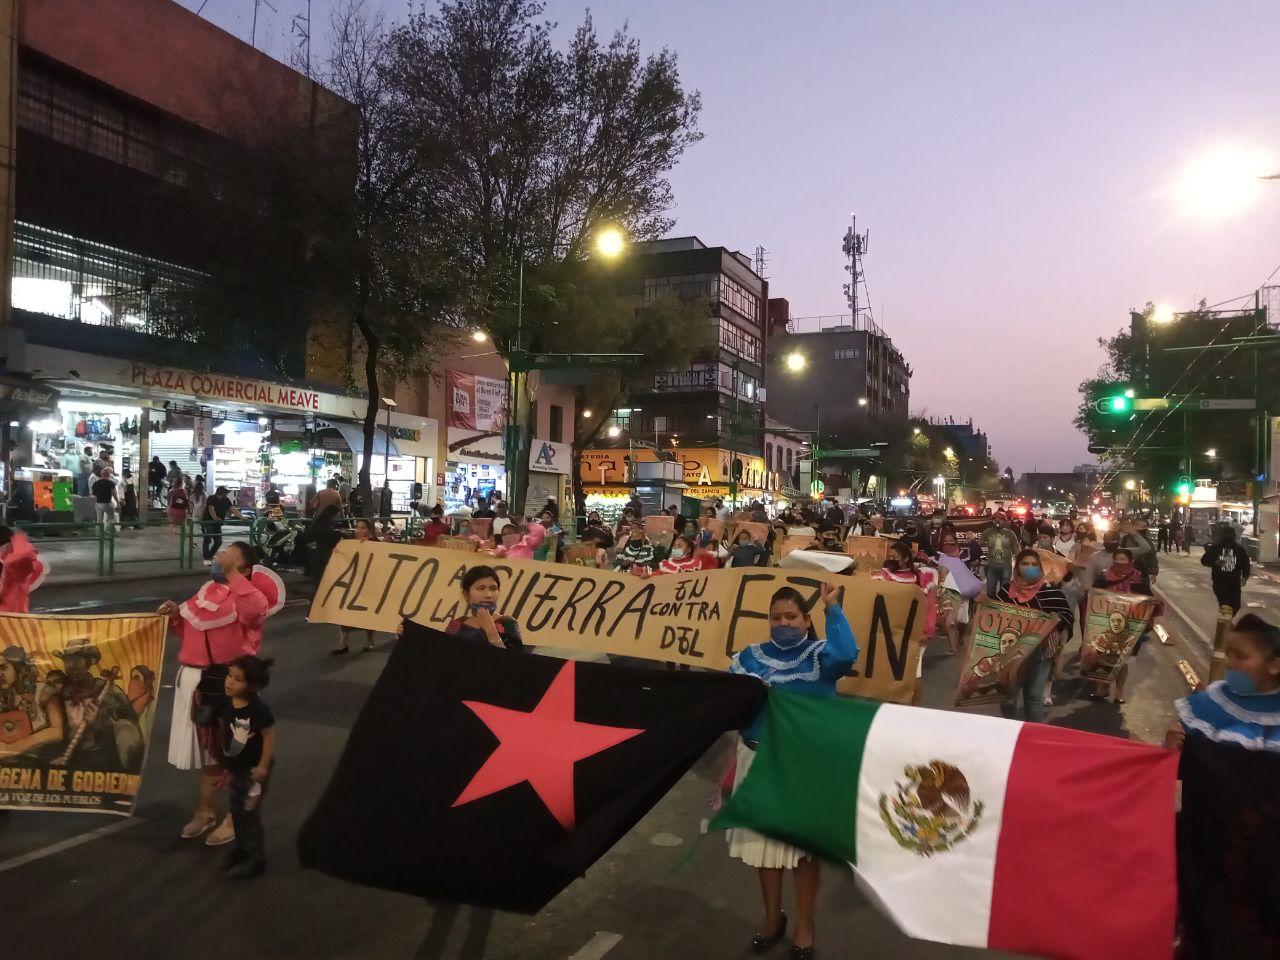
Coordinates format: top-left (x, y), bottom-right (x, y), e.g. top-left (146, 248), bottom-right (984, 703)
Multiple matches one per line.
top-left (579, 447), bottom-right (777, 491)
top-left (390, 425), bottom-right (422, 443)
top-left (130, 363), bottom-right (322, 412)
top-left (652, 366), bottom-right (717, 392)
top-left (0, 374), bottom-right (58, 413)
top-left (446, 428), bottom-right (504, 465)
top-left (529, 439), bottom-right (571, 475)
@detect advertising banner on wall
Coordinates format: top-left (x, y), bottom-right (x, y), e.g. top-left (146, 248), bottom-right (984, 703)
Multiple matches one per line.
top-left (447, 371), bottom-right (508, 432)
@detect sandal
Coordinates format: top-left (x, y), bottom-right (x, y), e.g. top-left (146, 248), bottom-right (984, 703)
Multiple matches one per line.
top-left (180, 812), bottom-right (217, 839)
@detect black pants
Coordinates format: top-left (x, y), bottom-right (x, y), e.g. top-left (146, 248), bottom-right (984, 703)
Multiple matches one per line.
top-left (228, 769), bottom-right (268, 864)
top-left (1213, 580), bottom-right (1242, 615)
top-left (202, 523), bottom-right (223, 561)
top-left (1158, 531), bottom-right (1169, 552)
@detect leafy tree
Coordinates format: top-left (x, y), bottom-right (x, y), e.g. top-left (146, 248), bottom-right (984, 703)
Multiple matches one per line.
top-left (380, 0), bottom-right (703, 513)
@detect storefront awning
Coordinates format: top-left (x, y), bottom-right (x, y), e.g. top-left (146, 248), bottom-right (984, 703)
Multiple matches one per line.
top-left (332, 423), bottom-right (400, 457)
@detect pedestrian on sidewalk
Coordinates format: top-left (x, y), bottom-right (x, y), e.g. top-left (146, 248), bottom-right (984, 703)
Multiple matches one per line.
top-left (726, 582), bottom-right (857, 959)
top-left (992, 549), bottom-right (1074, 721)
top-left (90, 468), bottom-right (119, 530)
top-left (190, 476), bottom-right (207, 530)
top-left (166, 460), bottom-right (184, 494)
top-left (1085, 547), bottom-right (1153, 704)
top-left (218, 654), bottom-right (277, 879)
top-left (75, 446), bottom-right (94, 497)
top-left (166, 480), bottom-right (190, 536)
top-left (1201, 524), bottom-right (1251, 615)
top-left (1157, 516), bottom-right (1170, 553)
top-left (148, 455), bottom-right (166, 502)
top-left (120, 469), bottom-right (141, 529)
top-left (332, 519), bottom-right (379, 655)
top-left (980, 513), bottom-right (1021, 596)
top-left (159, 543), bottom-right (284, 849)
top-left (202, 485), bottom-right (243, 564)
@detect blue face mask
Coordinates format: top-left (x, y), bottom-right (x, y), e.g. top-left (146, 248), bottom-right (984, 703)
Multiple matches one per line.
top-left (1020, 566), bottom-right (1042, 582)
top-left (1226, 669), bottom-right (1263, 696)
top-left (769, 624), bottom-right (808, 649)
top-left (210, 563), bottom-right (227, 583)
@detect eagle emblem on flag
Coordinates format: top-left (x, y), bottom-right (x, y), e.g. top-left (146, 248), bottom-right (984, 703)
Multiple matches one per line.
top-left (879, 760), bottom-right (985, 857)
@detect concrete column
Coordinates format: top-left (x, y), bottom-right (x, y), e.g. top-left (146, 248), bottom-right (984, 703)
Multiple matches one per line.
top-left (0, 0), bottom-right (16, 330)
top-left (138, 406), bottom-right (150, 524)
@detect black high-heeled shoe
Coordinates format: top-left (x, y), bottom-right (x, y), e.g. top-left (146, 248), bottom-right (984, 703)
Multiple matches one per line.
top-left (750, 911), bottom-right (787, 954)
top-left (790, 944), bottom-right (815, 960)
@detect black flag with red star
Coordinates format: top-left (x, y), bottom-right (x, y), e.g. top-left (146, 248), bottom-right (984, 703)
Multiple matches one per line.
top-left (297, 622), bottom-right (765, 912)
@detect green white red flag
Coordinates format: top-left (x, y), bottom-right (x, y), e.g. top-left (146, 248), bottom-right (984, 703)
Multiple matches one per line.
top-left (711, 691), bottom-right (1178, 959)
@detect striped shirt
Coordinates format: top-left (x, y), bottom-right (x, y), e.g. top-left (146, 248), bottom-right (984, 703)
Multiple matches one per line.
top-left (992, 583), bottom-right (1075, 637)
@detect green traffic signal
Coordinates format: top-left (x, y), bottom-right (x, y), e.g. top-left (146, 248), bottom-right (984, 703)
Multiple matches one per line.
top-left (1094, 394), bottom-right (1133, 414)
top-left (1173, 477), bottom-right (1193, 497)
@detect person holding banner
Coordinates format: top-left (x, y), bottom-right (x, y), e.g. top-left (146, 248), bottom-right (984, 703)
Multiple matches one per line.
top-left (937, 533), bottom-right (983, 655)
top-left (333, 520), bottom-right (380, 656)
top-left (1085, 548), bottom-right (1153, 704)
top-left (727, 581), bottom-right (858, 960)
top-left (873, 541), bottom-right (938, 699)
top-left (0, 527), bottom-right (48, 613)
top-left (161, 543), bottom-right (285, 845)
top-left (655, 536), bottom-right (705, 575)
top-left (991, 549), bottom-right (1074, 721)
top-left (613, 521), bottom-right (656, 573)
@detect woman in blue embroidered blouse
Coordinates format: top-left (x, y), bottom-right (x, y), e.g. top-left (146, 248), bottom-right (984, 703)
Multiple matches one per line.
top-left (1167, 613), bottom-right (1280, 753)
top-left (726, 581), bottom-right (859, 960)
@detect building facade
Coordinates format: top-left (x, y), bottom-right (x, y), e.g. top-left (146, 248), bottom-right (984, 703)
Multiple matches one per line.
top-left (0, 0), bottom-right (441, 514)
top-left (583, 236), bottom-right (779, 516)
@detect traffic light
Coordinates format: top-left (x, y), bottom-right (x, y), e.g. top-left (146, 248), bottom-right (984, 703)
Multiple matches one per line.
top-left (1172, 476), bottom-right (1192, 504)
top-left (1094, 394), bottom-right (1133, 414)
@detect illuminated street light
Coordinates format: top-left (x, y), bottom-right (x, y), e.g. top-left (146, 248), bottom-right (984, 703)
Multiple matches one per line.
top-left (1124, 479), bottom-right (1136, 491)
top-left (1205, 448), bottom-right (1217, 458)
top-left (912, 427), bottom-right (921, 435)
top-left (944, 447), bottom-right (955, 458)
top-left (471, 330), bottom-right (488, 342)
top-left (856, 397), bottom-right (868, 407)
top-left (785, 351), bottom-right (806, 372)
top-left (581, 409), bottom-right (593, 418)
top-left (595, 227), bottom-right (626, 259)
top-left (607, 425), bottom-right (622, 438)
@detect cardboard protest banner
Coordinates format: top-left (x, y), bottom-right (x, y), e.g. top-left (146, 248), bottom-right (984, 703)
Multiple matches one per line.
top-left (0, 612), bottom-right (166, 815)
top-left (310, 541), bottom-right (928, 703)
top-left (956, 599), bottom-right (1060, 707)
top-left (468, 518), bottom-right (493, 541)
top-left (697, 517), bottom-right (725, 540)
top-left (844, 535), bottom-right (889, 575)
top-left (1034, 548), bottom-right (1071, 584)
top-left (437, 536), bottom-right (479, 552)
top-left (1074, 541), bottom-right (1101, 570)
top-left (1080, 588), bottom-right (1158, 684)
top-left (561, 542), bottom-right (601, 567)
top-left (643, 515), bottom-right (675, 538)
top-left (945, 516), bottom-right (996, 546)
top-left (780, 535), bottom-right (817, 558)
top-left (731, 521), bottom-right (770, 545)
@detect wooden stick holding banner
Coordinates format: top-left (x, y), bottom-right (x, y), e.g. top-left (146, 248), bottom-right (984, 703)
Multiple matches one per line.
top-left (309, 541), bottom-right (927, 704)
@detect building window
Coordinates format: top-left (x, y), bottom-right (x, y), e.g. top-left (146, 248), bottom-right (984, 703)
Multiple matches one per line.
top-left (834, 348), bottom-right (861, 360)
top-left (644, 272), bottom-right (719, 303)
top-left (765, 442), bottom-right (774, 471)
top-left (718, 275), bottom-right (760, 323)
top-left (786, 448), bottom-right (794, 473)
top-left (716, 320), bottom-right (762, 364)
top-left (549, 404), bottom-right (564, 443)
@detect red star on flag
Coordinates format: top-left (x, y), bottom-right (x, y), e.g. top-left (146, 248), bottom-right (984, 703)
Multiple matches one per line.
top-left (452, 660), bottom-right (644, 830)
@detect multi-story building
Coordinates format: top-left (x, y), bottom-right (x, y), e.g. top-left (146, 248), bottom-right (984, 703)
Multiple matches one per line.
top-left (0, 0), bottom-right (445, 513)
top-left (583, 236), bottom-right (782, 514)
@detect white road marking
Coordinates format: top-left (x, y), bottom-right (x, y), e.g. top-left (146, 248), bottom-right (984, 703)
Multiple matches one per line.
top-left (1154, 586), bottom-right (1215, 652)
top-left (568, 933), bottom-right (623, 960)
top-left (0, 817), bottom-right (142, 874)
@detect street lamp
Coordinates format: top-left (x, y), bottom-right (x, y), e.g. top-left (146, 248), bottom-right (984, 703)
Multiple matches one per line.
top-left (1124, 479), bottom-right (1136, 491)
top-left (1205, 448), bottom-right (1217, 458)
top-left (581, 409), bottom-right (593, 418)
top-left (912, 427), bottom-right (921, 435)
top-left (471, 330), bottom-right (488, 342)
top-left (380, 396), bottom-right (397, 519)
top-left (857, 397), bottom-right (868, 407)
top-left (607, 424), bottom-right (621, 439)
top-left (785, 351), bottom-right (806, 372)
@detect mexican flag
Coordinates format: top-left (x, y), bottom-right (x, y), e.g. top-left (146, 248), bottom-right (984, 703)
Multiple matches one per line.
top-left (711, 691), bottom-right (1178, 960)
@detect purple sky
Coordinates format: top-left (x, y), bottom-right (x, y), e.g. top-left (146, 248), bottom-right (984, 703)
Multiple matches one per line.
top-left (183, 0), bottom-right (1280, 473)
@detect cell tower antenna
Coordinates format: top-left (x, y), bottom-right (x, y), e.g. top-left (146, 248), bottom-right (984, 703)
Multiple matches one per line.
top-left (753, 245), bottom-right (769, 280)
top-left (841, 214), bottom-right (874, 332)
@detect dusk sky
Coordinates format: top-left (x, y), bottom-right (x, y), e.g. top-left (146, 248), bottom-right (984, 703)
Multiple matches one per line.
top-left (184, 0), bottom-right (1280, 474)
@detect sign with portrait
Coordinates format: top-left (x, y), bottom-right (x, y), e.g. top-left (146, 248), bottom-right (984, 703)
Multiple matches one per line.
top-left (1080, 589), bottom-right (1158, 684)
top-left (956, 599), bottom-right (1060, 707)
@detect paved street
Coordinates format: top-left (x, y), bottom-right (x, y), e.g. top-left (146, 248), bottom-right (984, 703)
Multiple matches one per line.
top-left (5, 561), bottom-right (1242, 960)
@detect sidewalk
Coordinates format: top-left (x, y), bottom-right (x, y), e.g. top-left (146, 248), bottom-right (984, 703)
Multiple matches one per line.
top-left (27, 522), bottom-right (197, 585)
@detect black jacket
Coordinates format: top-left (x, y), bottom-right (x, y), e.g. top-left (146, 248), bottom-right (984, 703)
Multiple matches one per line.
top-left (1201, 541), bottom-right (1251, 590)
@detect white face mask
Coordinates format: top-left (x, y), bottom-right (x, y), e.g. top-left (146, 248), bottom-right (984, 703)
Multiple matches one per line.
top-left (670, 548), bottom-right (686, 559)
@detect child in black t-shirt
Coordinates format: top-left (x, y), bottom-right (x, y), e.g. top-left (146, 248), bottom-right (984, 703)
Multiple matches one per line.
top-left (219, 654), bottom-right (276, 879)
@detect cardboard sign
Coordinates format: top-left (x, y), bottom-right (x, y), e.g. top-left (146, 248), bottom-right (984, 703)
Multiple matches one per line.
top-left (731, 521), bottom-right (770, 545)
top-left (945, 516), bottom-right (996, 544)
top-left (1034, 548), bottom-right (1071, 584)
top-left (436, 536), bottom-right (479, 552)
top-left (1074, 541), bottom-right (1101, 570)
top-left (644, 515), bottom-right (675, 538)
top-left (697, 517), bottom-right (726, 539)
top-left (844, 535), bottom-right (890, 575)
top-left (309, 541), bottom-right (927, 703)
top-left (780, 535), bottom-right (817, 558)
top-left (561, 543), bottom-right (601, 567)
top-left (1080, 589), bottom-right (1158, 684)
top-left (956, 598), bottom-right (1061, 707)
top-left (468, 518), bottom-right (493, 541)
